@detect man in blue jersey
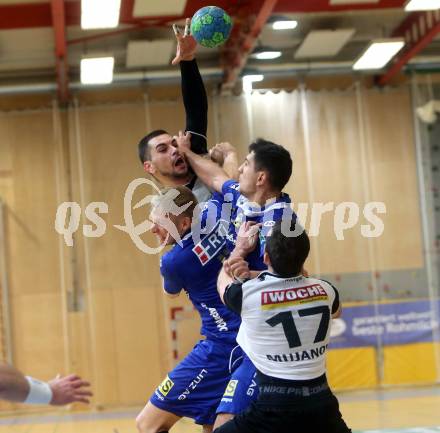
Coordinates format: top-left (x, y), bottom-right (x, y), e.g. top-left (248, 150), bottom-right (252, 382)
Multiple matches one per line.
top-left (175, 133), bottom-right (295, 428)
top-left (136, 186), bottom-right (243, 433)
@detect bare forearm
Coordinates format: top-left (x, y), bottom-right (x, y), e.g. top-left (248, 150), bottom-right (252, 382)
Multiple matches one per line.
top-left (182, 148), bottom-right (228, 192)
top-left (222, 152), bottom-right (239, 180)
top-left (229, 247), bottom-right (260, 280)
top-left (0, 364), bottom-right (30, 402)
top-left (217, 266), bottom-right (234, 303)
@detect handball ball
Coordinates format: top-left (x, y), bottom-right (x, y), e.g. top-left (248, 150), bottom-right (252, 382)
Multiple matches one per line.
top-left (191, 6), bottom-right (233, 48)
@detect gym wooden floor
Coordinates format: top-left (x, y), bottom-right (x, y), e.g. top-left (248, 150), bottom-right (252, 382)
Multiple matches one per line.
top-left (0, 386), bottom-right (439, 433)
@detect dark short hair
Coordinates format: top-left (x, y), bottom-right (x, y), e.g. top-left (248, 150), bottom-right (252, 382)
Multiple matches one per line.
top-left (249, 139), bottom-right (292, 191)
top-left (265, 220), bottom-right (310, 278)
top-left (138, 129), bottom-right (168, 163)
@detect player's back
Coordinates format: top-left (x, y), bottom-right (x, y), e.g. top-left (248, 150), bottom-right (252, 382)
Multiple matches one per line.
top-left (237, 273), bottom-right (339, 381)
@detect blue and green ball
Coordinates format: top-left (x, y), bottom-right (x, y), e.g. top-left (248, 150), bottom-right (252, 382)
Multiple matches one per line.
top-left (191, 6), bottom-right (233, 48)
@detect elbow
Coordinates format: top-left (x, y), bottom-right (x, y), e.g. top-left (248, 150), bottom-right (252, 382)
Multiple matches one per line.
top-left (163, 289), bottom-right (180, 298)
top-left (332, 307), bottom-right (342, 319)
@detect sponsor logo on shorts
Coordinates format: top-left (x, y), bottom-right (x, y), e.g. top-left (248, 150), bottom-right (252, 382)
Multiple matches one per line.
top-left (220, 397), bottom-right (233, 403)
top-left (261, 284), bottom-right (328, 310)
top-left (178, 369), bottom-right (208, 400)
top-left (223, 379), bottom-right (238, 397)
top-left (247, 374), bottom-right (257, 397)
top-left (157, 375), bottom-right (174, 397)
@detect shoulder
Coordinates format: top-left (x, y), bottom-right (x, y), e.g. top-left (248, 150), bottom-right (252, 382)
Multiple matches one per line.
top-left (192, 178), bottom-right (212, 203)
top-left (160, 250), bottom-right (175, 276)
top-left (160, 243), bottom-right (189, 274)
top-left (316, 278), bottom-right (339, 295)
top-left (221, 180), bottom-right (241, 200)
top-left (317, 279), bottom-right (341, 314)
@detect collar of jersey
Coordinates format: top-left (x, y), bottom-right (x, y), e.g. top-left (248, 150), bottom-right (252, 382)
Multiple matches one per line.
top-left (185, 176), bottom-right (197, 191)
top-left (258, 271), bottom-right (304, 280)
top-left (238, 193), bottom-right (291, 217)
top-left (180, 230), bottom-right (193, 245)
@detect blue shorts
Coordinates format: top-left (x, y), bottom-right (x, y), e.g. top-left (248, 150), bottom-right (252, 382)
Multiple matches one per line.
top-left (150, 339), bottom-right (242, 425)
top-left (216, 353), bottom-right (259, 415)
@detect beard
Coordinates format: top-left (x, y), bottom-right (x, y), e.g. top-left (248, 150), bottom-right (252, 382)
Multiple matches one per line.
top-left (159, 167), bottom-right (190, 180)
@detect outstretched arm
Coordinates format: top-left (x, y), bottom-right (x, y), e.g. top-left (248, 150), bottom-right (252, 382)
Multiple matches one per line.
top-left (0, 363), bottom-right (91, 405)
top-left (172, 19), bottom-right (208, 155)
top-left (175, 132), bottom-right (230, 192)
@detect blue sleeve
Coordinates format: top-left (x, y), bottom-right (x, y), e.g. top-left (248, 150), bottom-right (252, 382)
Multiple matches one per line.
top-left (221, 180), bottom-right (241, 204)
top-left (200, 194), bottom-right (224, 231)
top-left (160, 253), bottom-right (184, 295)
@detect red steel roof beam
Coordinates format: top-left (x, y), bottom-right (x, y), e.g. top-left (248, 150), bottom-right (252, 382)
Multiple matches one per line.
top-left (221, 0), bottom-right (278, 90)
top-left (51, 0), bottom-right (69, 103)
top-left (377, 10), bottom-right (440, 86)
top-left (0, 0), bottom-right (408, 30)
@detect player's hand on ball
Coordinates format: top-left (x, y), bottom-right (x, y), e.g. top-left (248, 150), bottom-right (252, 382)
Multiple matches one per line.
top-left (235, 221), bottom-right (261, 255)
top-left (49, 374), bottom-right (92, 405)
top-left (226, 257), bottom-right (250, 282)
top-left (173, 131), bottom-right (191, 152)
top-left (172, 18), bottom-right (197, 65)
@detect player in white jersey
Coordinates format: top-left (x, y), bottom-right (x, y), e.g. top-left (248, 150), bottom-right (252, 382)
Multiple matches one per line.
top-left (214, 220), bottom-right (352, 433)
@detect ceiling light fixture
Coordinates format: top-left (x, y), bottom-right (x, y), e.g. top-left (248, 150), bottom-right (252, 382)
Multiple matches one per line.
top-left (81, 0), bottom-right (121, 29)
top-left (353, 39), bottom-right (405, 70)
top-left (81, 57), bottom-right (115, 85)
top-left (272, 20), bottom-right (298, 30)
top-left (253, 51), bottom-right (282, 60)
top-left (405, 0), bottom-right (440, 11)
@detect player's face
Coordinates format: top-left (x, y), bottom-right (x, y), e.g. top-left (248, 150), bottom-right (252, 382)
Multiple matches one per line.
top-left (150, 208), bottom-right (191, 246)
top-left (238, 152), bottom-right (260, 197)
top-left (145, 133), bottom-right (189, 179)
top-left (150, 209), bottom-right (173, 246)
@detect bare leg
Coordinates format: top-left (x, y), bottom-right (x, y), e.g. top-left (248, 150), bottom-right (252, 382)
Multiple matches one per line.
top-left (213, 413), bottom-right (234, 431)
top-left (136, 401), bottom-right (181, 433)
top-left (203, 424), bottom-right (214, 433)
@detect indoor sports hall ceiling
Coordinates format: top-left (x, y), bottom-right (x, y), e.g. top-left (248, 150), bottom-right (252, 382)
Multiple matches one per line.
top-left (0, 0), bottom-right (439, 101)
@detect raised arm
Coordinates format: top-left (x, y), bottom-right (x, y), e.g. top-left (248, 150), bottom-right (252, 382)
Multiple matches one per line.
top-left (175, 132), bottom-right (230, 192)
top-left (172, 19), bottom-right (208, 155)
